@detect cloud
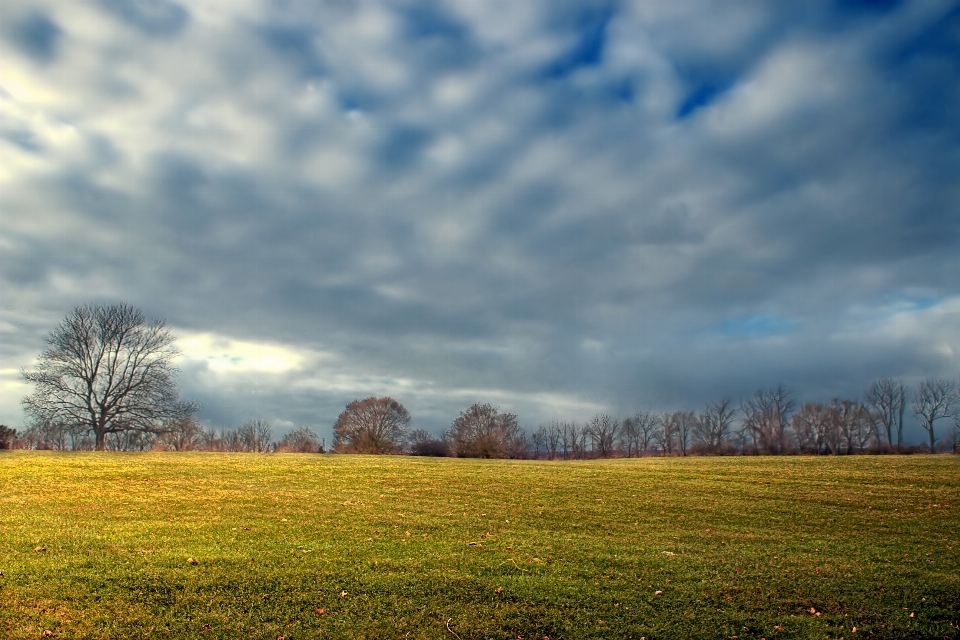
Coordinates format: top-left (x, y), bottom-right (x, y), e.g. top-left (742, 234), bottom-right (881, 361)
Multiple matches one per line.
top-left (1, 0), bottom-right (958, 443)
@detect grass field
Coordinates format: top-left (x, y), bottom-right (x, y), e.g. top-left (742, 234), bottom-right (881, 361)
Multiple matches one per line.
top-left (1, 452), bottom-right (958, 639)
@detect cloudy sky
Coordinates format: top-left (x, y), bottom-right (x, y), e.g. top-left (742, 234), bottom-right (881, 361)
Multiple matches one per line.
top-left (2, 0), bottom-right (959, 443)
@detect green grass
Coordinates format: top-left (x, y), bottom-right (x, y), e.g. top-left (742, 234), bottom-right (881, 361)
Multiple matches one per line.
top-left (1, 453), bottom-right (958, 639)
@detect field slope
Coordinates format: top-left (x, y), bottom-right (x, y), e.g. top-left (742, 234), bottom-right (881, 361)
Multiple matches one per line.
top-left (1, 452), bottom-right (958, 639)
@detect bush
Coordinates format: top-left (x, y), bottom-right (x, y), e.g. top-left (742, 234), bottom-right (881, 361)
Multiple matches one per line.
top-left (0, 425), bottom-right (16, 450)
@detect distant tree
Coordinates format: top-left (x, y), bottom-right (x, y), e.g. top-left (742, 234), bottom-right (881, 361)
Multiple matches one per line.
top-left (20, 419), bottom-right (88, 450)
top-left (199, 427), bottom-right (223, 451)
top-left (557, 421), bottom-right (572, 459)
top-left (106, 430), bottom-right (156, 452)
top-left (831, 399), bottom-right (873, 454)
top-left (222, 428), bottom-right (243, 452)
top-left (665, 411), bottom-right (697, 456)
top-left (740, 385), bottom-right (795, 454)
top-left (158, 417), bottom-right (204, 451)
top-left (951, 418), bottom-right (960, 454)
top-left (536, 421), bottom-right (563, 460)
top-left (408, 429), bottom-right (449, 457)
top-left (531, 424), bottom-right (547, 458)
top-left (278, 426), bottom-right (321, 453)
top-left (792, 403), bottom-right (831, 454)
top-left (653, 413), bottom-right (672, 455)
top-left (0, 425), bottom-right (16, 450)
top-left (633, 411), bottom-right (659, 456)
top-left (238, 419), bottom-right (274, 453)
top-left (21, 304), bottom-right (197, 451)
top-left (695, 397), bottom-right (736, 453)
top-left (567, 421), bottom-right (590, 459)
top-left (587, 413), bottom-right (620, 458)
top-left (333, 397), bottom-right (410, 454)
top-left (913, 378), bottom-right (958, 452)
top-left (448, 403), bottom-right (524, 458)
top-left (865, 378), bottom-right (907, 450)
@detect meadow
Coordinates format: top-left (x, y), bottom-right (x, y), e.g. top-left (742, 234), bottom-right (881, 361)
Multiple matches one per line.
top-left (1, 452), bottom-right (958, 639)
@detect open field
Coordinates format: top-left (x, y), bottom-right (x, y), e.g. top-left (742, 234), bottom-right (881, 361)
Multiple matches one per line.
top-left (1, 453), bottom-right (958, 639)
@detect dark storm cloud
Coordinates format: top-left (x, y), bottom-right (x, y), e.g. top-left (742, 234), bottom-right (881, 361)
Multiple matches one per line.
top-left (5, 10), bottom-right (61, 63)
top-left (2, 0), bottom-right (958, 443)
top-left (99, 0), bottom-right (189, 37)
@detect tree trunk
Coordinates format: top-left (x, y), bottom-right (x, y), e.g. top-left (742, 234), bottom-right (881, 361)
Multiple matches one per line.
top-left (96, 429), bottom-right (106, 451)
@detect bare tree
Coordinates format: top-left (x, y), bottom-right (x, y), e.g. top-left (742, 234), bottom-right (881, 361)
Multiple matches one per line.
top-left (20, 304), bottom-right (197, 451)
top-left (0, 425), bottom-right (16, 450)
top-left (657, 411), bottom-right (676, 455)
top-left (278, 426), bottom-right (321, 453)
top-left (531, 424), bottom-right (547, 458)
top-left (792, 403), bottom-right (830, 454)
top-left (544, 421), bottom-right (562, 460)
top-left (740, 385), bottom-right (796, 454)
top-left (333, 397), bottom-right (411, 454)
top-left (695, 397), bottom-right (736, 453)
top-left (587, 413), bottom-right (620, 458)
top-left (619, 415), bottom-right (638, 457)
top-left (199, 427), bottom-right (223, 451)
top-left (106, 430), bottom-right (156, 452)
top-left (828, 399), bottom-right (872, 454)
top-left (448, 403), bottom-right (524, 458)
top-left (158, 417), bottom-right (204, 451)
top-left (559, 421), bottom-right (581, 459)
top-left (408, 429), bottom-right (449, 457)
top-left (913, 378), bottom-right (958, 452)
top-left (865, 378), bottom-right (907, 450)
top-left (665, 411), bottom-right (697, 456)
top-left (653, 414), bottom-right (671, 455)
top-left (222, 428), bottom-right (244, 452)
top-left (238, 419), bottom-right (273, 453)
top-left (635, 411), bottom-right (659, 456)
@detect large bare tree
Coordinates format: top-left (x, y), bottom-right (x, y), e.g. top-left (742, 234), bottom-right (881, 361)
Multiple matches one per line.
top-left (448, 403), bottom-right (524, 458)
top-left (865, 378), bottom-right (907, 450)
top-left (333, 397), bottom-right (410, 454)
top-left (740, 385), bottom-right (795, 454)
top-left (586, 413), bottom-right (620, 457)
top-left (913, 378), bottom-right (958, 452)
top-left (21, 304), bottom-right (196, 451)
top-left (695, 397), bottom-right (737, 453)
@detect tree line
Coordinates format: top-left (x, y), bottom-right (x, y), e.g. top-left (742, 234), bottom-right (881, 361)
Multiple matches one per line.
top-left (7, 304), bottom-right (960, 456)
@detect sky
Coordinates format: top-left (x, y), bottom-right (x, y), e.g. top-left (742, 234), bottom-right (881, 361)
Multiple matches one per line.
top-left (2, 0), bottom-right (959, 444)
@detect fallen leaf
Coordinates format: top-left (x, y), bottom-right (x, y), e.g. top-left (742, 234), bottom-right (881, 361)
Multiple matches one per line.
top-left (654, 590), bottom-right (663, 595)
top-left (495, 587), bottom-right (504, 594)
top-left (910, 612), bottom-right (915, 618)
top-left (706, 528), bottom-right (713, 532)
top-left (202, 624), bottom-right (211, 630)
top-left (773, 624), bottom-right (784, 631)
top-left (314, 608), bottom-right (325, 615)
top-left (808, 608), bottom-right (817, 615)
top-left (340, 591), bottom-right (347, 598)
top-left (43, 631), bottom-right (53, 638)
top-left (34, 547), bottom-right (47, 553)
top-left (852, 626), bottom-right (857, 633)
top-left (187, 558), bottom-right (198, 565)
top-left (662, 551), bottom-right (676, 556)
